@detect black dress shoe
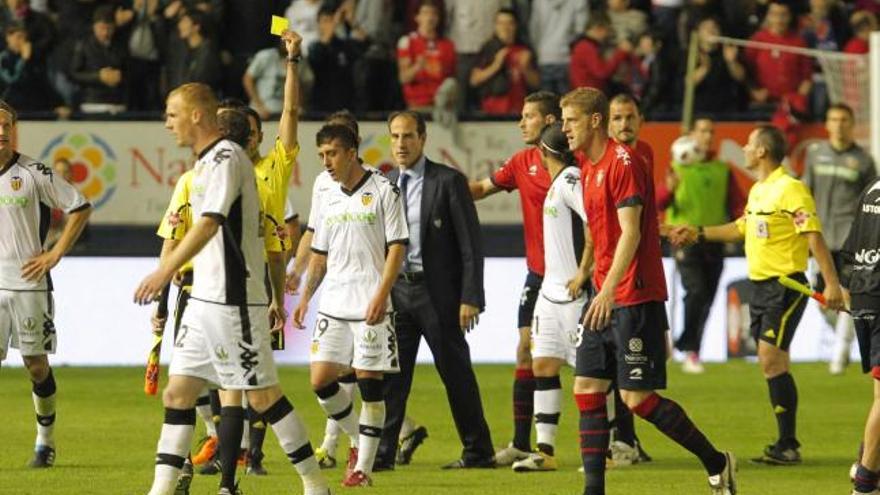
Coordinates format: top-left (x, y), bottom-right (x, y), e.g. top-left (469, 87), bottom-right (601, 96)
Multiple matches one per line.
top-left (441, 457), bottom-right (496, 470)
top-left (372, 459), bottom-right (395, 472)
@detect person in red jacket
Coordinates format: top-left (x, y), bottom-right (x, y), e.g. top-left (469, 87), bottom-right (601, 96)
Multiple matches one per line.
top-left (843, 10), bottom-right (877, 54)
top-left (744, 1), bottom-right (812, 112)
top-left (397, 0), bottom-right (457, 110)
top-left (569, 12), bottom-right (631, 93)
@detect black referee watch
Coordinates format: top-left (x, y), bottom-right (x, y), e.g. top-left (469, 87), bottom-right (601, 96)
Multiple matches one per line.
top-left (697, 226), bottom-right (706, 242)
top-left (287, 54), bottom-right (302, 64)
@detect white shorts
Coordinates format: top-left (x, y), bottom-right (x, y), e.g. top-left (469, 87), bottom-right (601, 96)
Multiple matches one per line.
top-left (310, 313), bottom-right (399, 373)
top-left (530, 295), bottom-right (584, 367)
top-left (169, 298), bottom-right (279, 390)
top-left (0, 290), bottom-right (56, 361)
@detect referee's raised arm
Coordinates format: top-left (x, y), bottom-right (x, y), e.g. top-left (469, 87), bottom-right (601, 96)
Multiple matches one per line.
top-left (278, 30), bottom-right (302, 152)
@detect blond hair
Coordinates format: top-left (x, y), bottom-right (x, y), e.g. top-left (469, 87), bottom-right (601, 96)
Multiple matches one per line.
top-left (168, 83), bottom-right (218, 122)
top-left (560, 87), bottom-right (609, 126)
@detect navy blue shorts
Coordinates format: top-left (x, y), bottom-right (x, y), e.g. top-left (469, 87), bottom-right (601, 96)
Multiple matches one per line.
top-left (575, 300), bottom-right (669, 391)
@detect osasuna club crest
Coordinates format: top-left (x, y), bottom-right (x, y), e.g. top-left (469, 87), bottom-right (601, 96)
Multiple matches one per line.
top-left (595, 170), bottom-right (605, 186)
top-left (10, 176), bottom-right (22, 191)
top-left (361, 191), bottom-right (373, 206)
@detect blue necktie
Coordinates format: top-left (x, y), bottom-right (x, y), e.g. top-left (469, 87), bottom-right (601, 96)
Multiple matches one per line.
top-left (399, 172), bottom-right (410, 220)
top-left (399, 173), bottom-right (411, 271)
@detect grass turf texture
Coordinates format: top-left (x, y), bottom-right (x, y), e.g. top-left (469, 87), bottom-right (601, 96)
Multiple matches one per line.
top-left (0, 362), bottom-right (866, 494)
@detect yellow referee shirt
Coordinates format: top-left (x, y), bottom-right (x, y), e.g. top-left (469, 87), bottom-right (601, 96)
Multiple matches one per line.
top-left (157, 170), bottom-right (194, 274)
top-left (255, 138), bottom-right (299, 253)
top-left (735, 166), bottom-right (822, 281)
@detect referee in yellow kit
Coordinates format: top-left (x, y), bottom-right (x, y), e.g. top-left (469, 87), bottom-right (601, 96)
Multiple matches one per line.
top-left (671, 124), bottom-right (844, 466)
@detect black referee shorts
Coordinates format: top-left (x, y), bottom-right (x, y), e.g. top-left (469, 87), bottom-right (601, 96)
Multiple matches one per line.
top-left (749, 273), bottom-right (809, 352)
top-left (854, 310), bottom-right (880, 376)
top-left (575, 300), bottom-right (669, 391)
top-left (518, 271), bottom-right (543, 329)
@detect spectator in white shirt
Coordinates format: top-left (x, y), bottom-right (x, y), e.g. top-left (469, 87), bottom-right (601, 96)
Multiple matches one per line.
top-left (445, 0), bottom-right (510, 112)
top-left (528, 0), bottom-right (588, 95)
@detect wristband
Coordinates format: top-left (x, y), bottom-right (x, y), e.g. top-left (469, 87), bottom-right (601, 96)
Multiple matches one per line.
top-left (288, 55), bottom-right (302, 64)
top-left (697, 226), bottom-right (706, 242)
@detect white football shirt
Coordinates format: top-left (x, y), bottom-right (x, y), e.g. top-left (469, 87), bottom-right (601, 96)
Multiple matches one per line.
top-left (0, 153), bottom-right (88, 291)
top-left (307, 163), bottom-right (380, 232)
top-left (541, 165), bottom-right (587, 302)
top-left (188, 139), bottom-right (267, 306)
top-left (312, 170), bottom-right (408, 320)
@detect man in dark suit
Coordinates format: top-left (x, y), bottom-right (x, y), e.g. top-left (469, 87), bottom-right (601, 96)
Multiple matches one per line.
top-left (374, 110), bottom-right (495, 470)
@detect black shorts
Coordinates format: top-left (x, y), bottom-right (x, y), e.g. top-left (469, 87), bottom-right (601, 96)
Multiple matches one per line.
top-left (518, 271), bottom-right (543, 329)
top-left (575, 300), bottom-right (668, 391)
top-left (813, 251), bottom-right (845, 294)
top-left (749, 273), bottom-right (809, 351)
top-left (854, 310), bottom-right (880, 376)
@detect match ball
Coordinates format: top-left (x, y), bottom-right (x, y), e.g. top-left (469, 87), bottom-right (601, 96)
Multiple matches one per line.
top-left (671, 136), bottom-right (705, 165)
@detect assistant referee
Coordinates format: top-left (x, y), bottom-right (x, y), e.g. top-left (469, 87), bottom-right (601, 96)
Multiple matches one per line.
top-left (671, 124), bottom-right (844, 465)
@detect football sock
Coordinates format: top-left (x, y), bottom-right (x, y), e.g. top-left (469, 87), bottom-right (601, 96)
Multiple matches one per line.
top-left (248, 406), bottom-right (267, 463)
top-left (315, 381), bottom-right (359, 444)
top-left (149, 408), bottom-right (195, 495)
top-left (355, 378), bottom-right (385, 475)
top-left (340, 374), bottom-right (359, 448)
top-left (534, 375), bottom-right (561, 456)
top-left (195, 391), bottom-right (217, 437)
top-left (321, 417), bottom-right (341, 454)
top-left (209, 389), bottom-right (221, 431)
top-left (32, 368), bottom-right (56, 448)
top-left (612, 387), bottom-right (636, 447)
top-left (633, 393), bottom-right (725, 475)
top-left (264, 396), bottom-right (326, 490)
top-left (513, 369), bottom-right (535, 451)
top-left (218, 406), bottom-right (245, 491)
top-left (321, 372), bottom-right (357, 452)
top-left (576, 393), bottom-right (608, 495)
top-left (767, 373), bottom-right (798, 448)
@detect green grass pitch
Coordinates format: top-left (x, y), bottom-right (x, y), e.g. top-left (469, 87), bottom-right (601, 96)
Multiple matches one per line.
top-left (0, 362), bottom-right (868, 494)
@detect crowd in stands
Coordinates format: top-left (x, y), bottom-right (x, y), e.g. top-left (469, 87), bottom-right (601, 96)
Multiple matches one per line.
top-left (1, 0), bottom-right (878, 121)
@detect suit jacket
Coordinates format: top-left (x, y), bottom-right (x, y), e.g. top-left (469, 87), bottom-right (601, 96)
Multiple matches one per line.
top-left (390, 158), bottom-right (485, 323)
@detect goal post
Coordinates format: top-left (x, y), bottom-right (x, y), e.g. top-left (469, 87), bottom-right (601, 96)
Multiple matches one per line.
top-left (682, 34), bottom-right (873, 159)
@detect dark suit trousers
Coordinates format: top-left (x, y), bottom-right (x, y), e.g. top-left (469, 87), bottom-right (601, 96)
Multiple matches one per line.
top-left (674, 242), bottom-right (724, 353)
top-left (378, 279), bottom-right (494, 463)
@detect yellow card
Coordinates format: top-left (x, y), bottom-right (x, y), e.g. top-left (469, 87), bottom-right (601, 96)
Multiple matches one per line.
top-left (270, 15), bottom-right (289, 36)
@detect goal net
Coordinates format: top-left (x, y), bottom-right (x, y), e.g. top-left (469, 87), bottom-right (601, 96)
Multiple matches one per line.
top-left (682, 33), bottom-right (874, 149)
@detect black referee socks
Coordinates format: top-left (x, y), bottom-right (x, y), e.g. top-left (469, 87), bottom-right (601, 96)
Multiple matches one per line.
top-left (767, 372), bottom-right (799, 448)
top-left (218, 406), bottom-right (245, 491)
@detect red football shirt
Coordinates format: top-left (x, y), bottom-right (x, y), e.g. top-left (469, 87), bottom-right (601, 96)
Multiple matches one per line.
top-left (492, 147), bottom-right (551, 275)
top-left (632, 140), bottom-right (654, 178)
top-left (397, 31), bottom-right (457, 107)
top-left (581, 139), bottom-right (667, 306)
